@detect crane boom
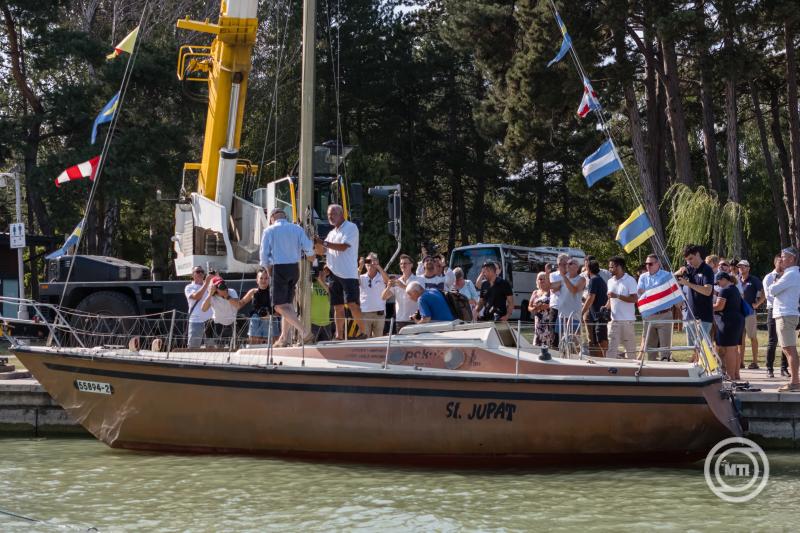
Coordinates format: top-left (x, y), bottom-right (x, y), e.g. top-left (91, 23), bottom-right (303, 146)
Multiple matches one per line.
top-left (176, 0), bottom-right (258, 201)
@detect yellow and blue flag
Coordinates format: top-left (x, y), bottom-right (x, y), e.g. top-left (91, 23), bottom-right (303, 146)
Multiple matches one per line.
top-left (616, 205), bottom-right (654, 253)
top-left (91, 92), bottom-right (120, 144)
top-left (547, 13), bottom-right (572, 67)
top-left (45, 220), bottom-right (84, 260)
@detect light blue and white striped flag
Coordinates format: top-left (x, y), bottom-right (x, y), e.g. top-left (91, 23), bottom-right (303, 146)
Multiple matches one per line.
top-left (582, 140), bottom-right (622, 187)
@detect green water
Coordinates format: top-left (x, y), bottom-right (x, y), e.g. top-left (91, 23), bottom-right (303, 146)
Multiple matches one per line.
top-left (1, 438), bottom-right (799, 532)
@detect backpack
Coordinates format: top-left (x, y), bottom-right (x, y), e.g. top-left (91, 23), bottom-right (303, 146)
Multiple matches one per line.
top-left (741, 298), bottom-right (754, 317)
top-left (438, 289), bottom-right (473, 322)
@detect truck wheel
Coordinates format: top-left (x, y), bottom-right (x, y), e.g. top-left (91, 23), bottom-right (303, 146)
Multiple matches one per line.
top-left (520, 300), bottom-right (532, 322)
top-left (75, 291), bottom-right (137, 316)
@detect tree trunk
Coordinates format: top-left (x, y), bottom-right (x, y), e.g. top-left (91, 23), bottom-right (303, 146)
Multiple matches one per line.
top-left (613, 22), bottom-right (665, 246)
top-left (695, 1), bottom-right (722, 193)
top-left (659, 37), bottom-right (694, 186)
top-left (786, 21), bottom-right (800, 249)
top-left (624, 83), bottom-right (665, 246)
top-left (643, 22), bottom-right (662, 186)
top-left (3, 2), bottom-right (52, 236)
top-left (722, 0), bottom-right (742, 257)
top-left (770, 87), bottom-right (797, 244)
top-left (751, 83), bottom-right (790, 247)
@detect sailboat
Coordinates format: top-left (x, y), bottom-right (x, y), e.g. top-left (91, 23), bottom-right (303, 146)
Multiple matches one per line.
top-left (9, 0), bottom-right (741, 465)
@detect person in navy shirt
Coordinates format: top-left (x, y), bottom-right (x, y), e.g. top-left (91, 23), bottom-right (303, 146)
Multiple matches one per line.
top-left (405, 282), bottom-right (454, 323)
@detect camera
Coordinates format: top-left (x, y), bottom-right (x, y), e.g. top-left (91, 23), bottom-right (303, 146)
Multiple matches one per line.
top-left (411, 310), bottom-right (421, 321)
top-left (257, 307), bottom-right (270, 318)
top-left (365, 259), bottom-right (372, 264)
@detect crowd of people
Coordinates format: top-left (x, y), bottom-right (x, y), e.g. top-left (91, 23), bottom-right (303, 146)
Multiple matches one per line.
top-left (526, 245), bottom-right (800, 392)
top-left (183, 209), bottom-right (800, 392)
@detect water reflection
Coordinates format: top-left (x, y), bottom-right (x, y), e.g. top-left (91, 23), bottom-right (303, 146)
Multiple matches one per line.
top-left (1, 439), bottom-right (799, 531)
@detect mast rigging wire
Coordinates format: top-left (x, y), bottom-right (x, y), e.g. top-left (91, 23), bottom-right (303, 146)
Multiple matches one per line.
top-left (58, 1), bottom-right (151, 308)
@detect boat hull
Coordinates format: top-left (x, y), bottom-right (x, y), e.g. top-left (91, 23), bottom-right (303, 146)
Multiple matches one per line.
top-left (14, 347), bottom-right (740, 466)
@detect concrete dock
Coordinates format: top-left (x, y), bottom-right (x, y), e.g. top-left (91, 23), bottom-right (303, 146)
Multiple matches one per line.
top-left (736, 368), bottom-right (800, 449)
top-left (0, 376), bottom-right (86, 436)
top-left (1, 367), bottom-right (799, 447)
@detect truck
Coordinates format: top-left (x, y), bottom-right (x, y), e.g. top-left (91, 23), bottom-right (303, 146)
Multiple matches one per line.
top-left (38, 1), bottom-right (360, 315)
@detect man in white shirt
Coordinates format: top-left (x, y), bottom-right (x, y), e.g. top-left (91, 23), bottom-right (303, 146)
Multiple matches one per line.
top-left (606, 256), bottom-right (639, 359)
top-left (200, 276), bottom-right (240, 348)
top-left (382, 254), bottom-right (422, 331)
top-left (359, 252), bottom-right (390, 337)
top-left (315, 204), bottom-right (366, 339)
top-left (763, 254), bottom-right (788, 378)
top-left (768, 247), bottom-right (800, 391)
top-left (418, 255), bottom-right (449, 290)
top-left (185, 265), bottom-right (213, 348)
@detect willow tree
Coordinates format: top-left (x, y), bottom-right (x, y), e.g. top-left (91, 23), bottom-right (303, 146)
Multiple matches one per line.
top-left (663, 184), bottom-right (749, 263)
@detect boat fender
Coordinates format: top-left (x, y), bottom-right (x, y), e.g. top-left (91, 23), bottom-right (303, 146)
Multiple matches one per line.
top-left (128, 337), bottom-right (140, 352)
top-left (151, 338), bottom-right (164, 352)
top-left (607, 367), bottom-right (618, 375)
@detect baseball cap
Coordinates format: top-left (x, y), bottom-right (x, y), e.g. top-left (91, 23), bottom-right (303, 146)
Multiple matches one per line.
top-left (738, 259), bottom-right (750, 267)
top-left (782, 247), bottom-right (798, 257)
top-left (192, 265), bottom-right (205, 274)
top-left (211, 276), bottom-right (227, 290)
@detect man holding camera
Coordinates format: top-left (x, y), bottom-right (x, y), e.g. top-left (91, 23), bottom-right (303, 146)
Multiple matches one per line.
top-left (260, 207), bottom-right (315, 347)
top-left (185, 265), bottom-right (213, 348)
top-left (674, 244), bottom-right (714, 360)
top-left (201, 276), bottom-right (240, 347)
top-left (359, 252), bottom-right (390, 337)
top-left (475, 261), bottom-right (513, 322)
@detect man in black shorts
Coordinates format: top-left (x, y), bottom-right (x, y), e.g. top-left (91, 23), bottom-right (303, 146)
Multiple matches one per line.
top-left (260, 208), bottom-right (315, 347)
top-left (581, 260), bottom-right (609, 356)
top-left (314, 204), bottom-right (367, 339)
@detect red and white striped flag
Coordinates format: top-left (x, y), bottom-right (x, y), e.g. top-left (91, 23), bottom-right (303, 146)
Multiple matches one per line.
top-left (54, 156), bottom-right (100, 187)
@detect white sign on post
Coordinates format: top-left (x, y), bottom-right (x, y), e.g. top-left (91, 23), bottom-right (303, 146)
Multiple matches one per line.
top-left (9, 222), bottom-right (25, 249)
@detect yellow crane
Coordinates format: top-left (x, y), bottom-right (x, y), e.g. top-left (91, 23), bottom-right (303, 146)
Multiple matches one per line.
top-left (171, 0), bottom-right (361, 278)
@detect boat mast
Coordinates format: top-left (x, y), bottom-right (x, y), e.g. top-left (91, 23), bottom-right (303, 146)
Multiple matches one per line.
top-left (297, 0), bottom-right (316, 336)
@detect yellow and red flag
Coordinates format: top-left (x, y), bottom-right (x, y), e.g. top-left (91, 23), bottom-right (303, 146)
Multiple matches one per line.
top-left (106, 26), bottom-right (139, 60)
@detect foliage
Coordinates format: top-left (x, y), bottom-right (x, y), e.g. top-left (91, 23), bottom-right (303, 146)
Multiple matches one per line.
top-left (663, 184), bottom-right (750, 264)
top-left (0, 0), bottom-right (797, 288)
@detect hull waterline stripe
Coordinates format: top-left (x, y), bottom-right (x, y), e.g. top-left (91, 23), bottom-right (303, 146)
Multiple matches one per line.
top-left (43, 362), bottom-right (709, 405)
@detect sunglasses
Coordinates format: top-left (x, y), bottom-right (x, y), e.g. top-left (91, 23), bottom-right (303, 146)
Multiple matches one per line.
top-left (645, 262), bottom-right (656, 266)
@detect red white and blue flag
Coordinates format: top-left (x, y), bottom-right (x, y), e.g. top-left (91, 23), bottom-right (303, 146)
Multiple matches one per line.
top-left (637, 270), bottom-right (683, 318)
top-left (577, 77), bottom-right (601, 118)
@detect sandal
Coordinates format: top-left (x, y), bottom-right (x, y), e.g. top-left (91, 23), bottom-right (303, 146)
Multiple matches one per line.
top-left (272, 339), bottom-right (290, 348)
top-left (778, 383), bottom-right (800, 393)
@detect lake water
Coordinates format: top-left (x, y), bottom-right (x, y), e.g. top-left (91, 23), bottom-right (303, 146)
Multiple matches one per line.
top-left (1, 438), bottom-right (799, 531)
